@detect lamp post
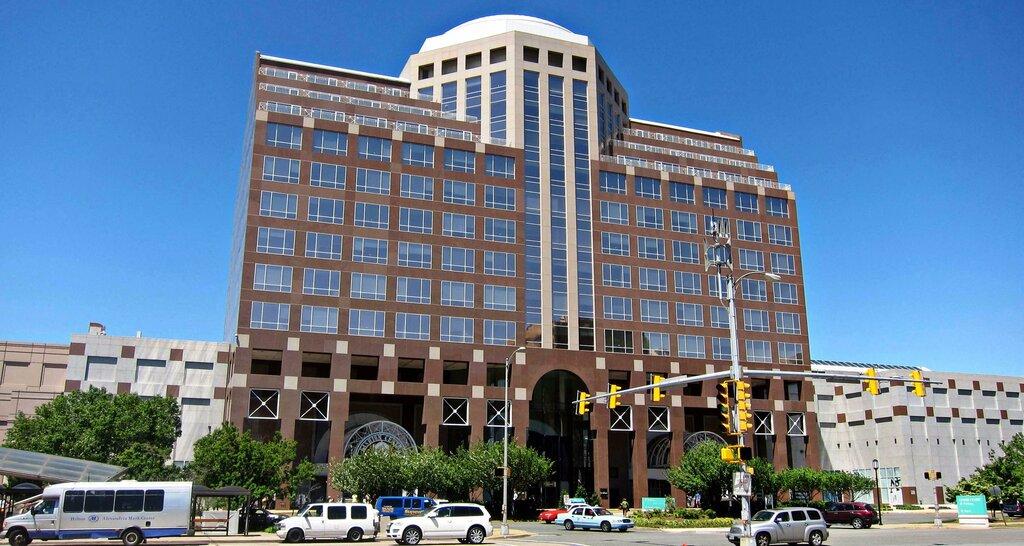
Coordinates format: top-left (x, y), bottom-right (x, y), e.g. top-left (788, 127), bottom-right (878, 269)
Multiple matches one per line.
top-left (872, 458), bottom-right (883, 526)
top-left (501, 346), bottom-right (527, 538)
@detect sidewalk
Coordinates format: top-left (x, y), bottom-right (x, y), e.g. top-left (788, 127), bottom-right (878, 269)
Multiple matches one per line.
top-left (12, 528), bottom-right (533, 546)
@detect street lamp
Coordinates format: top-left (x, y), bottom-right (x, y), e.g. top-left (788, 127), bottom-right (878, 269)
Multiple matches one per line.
top-left (872, 458), bottom-right (883, 526)
top-left (501, 346), bottom-right (527, 537)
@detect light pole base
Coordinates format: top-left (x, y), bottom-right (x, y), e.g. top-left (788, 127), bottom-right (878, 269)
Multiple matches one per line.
top-left (500, 523), bottom-right (509, 537)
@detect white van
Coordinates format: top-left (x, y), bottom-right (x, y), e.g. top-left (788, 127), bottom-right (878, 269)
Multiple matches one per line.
top-left (275, 502), bottom-right (378, 542)
top-left (2, 481), bottom-right (192, 546)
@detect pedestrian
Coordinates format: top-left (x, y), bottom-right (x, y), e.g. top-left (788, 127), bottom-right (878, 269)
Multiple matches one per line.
top-left (694, 492), bottom-right (701, 508)
top-left (619, 498), bottom-right (629, 516)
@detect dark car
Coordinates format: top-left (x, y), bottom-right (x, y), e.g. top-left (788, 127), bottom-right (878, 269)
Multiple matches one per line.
top-left (824, 502), bottom-right (879, 529)
top-left (1003, 499), bottom-right (1024, 517)
top-left (239, 507), bottom-right (284, 531)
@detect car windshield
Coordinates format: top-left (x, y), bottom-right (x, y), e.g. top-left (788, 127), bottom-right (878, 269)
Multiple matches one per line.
top-left (593, 508), bottom-right (612, 516)
top-left (752, 510), bottom-right (775, 522)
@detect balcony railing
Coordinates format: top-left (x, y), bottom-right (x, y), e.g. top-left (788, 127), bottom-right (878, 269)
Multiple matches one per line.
top-left (613, 139), bottom-right (774, 172)
top-left (600, 154), bottom-right (791, 191)
top-left (260, 82), bottom-right (480, 125)
top-left (622, 127), bottom-right (757, 157)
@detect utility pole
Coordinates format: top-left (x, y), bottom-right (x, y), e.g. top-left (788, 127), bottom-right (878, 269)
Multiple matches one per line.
top-left (501, 346), bottom-right (526, 538)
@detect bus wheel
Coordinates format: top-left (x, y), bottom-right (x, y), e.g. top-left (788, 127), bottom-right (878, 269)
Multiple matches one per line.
top-left (121, 528), bottom-right (144, 546)
top-left (8, 529), bottom-right (30, 546)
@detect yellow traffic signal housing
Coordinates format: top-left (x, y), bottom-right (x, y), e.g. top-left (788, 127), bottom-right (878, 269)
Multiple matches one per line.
top-left (864, 368), bottom-right (880, 395)
top-left (608, 384), bottom-right (622, 409)
top-left (717, 380), bottom-right (734, 435)
top-left (910, 370), bottom-right (926, 397)
top-left (652, 375), bottom-right (664, 402)
top-left (720, 445), bottom-right (753, 464)
top-left (735, 380), bottom-right (752, 433)
top-left (576, 392), bottom-right (591, 415)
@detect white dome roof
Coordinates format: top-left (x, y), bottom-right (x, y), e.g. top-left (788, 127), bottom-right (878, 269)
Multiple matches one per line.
top-left (419, 15), bottom-right (590, 52)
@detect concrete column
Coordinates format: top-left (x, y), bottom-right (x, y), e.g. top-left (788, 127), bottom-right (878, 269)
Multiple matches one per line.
top-left (669, 404), bottom-right (686, 506)
top-left (592, 408), bottom-right (610, 508)
top-left (631, 407), bottom-right (649, 507)
top-left (422, 396), bottom-right (442, 447)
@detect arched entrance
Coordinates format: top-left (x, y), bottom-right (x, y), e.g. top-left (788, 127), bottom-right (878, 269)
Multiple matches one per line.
top-left (528, 370), bottom-right (593, 506)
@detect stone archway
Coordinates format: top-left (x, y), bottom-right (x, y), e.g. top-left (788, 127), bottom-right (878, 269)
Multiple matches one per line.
top-left (343, 420), bottom-right (417, 457)
top-left (528, 370), bottom-right (592, 505)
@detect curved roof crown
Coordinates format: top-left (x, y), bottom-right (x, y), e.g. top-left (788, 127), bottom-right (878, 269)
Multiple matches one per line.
top-left (419, 15), bottom-right (590, 52)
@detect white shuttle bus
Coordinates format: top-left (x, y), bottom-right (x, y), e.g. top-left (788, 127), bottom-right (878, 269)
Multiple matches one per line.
top-left (2, 481), bottom-right (192, 546)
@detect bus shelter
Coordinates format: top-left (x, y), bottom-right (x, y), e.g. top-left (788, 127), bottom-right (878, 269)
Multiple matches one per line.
top-left (190, 485), bottom-right (252, 536)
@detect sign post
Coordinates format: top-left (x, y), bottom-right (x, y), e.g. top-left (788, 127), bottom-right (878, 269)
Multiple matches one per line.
top-left (956, 495), bottom-right (989, 528)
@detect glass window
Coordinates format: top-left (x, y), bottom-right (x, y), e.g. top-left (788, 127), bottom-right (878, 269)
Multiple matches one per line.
top-left (485, 154), bottom-right (516, 179)
top-left (301, 305), bottom-right (338, 334)
top-left (443, 180), bottom-right (476, 205)
top-left (778, 342), bottom-right (805, 364)
top-left (348, 309), bottom-right (385, 337)
top-left (601, 232), bottom-right (630, 256)
top-left (484, 251), bottom-right (515, 276)
top-left (398, 241), bottom-right (432, 269)
top-left (357, 135), bottom-right (392, 161)
top-left (599, 171), bottom-right (627, 194)
top-left (350, 272), bottom-right (386, 301)
top-left (308, 196), bottom-right (344, 224)
top-left (484, 320), bottom-right (516, 345)
top-left (704, 215), bottom-right (729, 235)
top-left (776, 312), bottom-right (801, 334)
top-left (256, 227), bottom-right (294, 255)
top-left (742, 278), bottom-right (768, 301)
top-left (266, 122), bottom-right (302, 149)
top-left (768, 224), bottom-right (794, 246)
top-left (305, 232), bottom-right (342, 260)
top-left (84, 490), bottom-right (116, 512)
top-left (774, 282), bottom-right (799, 304)
top-left (744, 309), bottom-right (770, 332)
top-left (401, 142), bottom-right (434, 167)
top-left (675, 272), bottom-right (702, 295)
top-left (635, 176), bottom-right (661, 199)
top-left (484, 285), bottom-right (516, 311)
top-left (670, 211), bottom-right (698, 234)
top-left (638, 267), bottom-right (667, 291)
top-left (441, 280), bottom-right (475, 308)
top-left (484, 218), bottom-right (516, 243)
top-left (709, 275), bottom-right (729, 298)
top-left (302, 268), bottom-right (340, 297)
top-left (400, 174), bottom-right (434, 200)
top-left (395, 312), bottom-right (430, 340)
top-left (642, 332), bottom-right (671, 356)
top-left (351, 237), bottom-right (388, 264)
top-left (736, 220), bottom-right (762, 242)
top-left (602, 263), bottom-right (631, 288)
top-left (710, 305), bottom-right (729, 328)
top-left (251, 301), bottom-right (290, 330)
top-left (712, 337), bottom-right (732, 360)
top-left (443, 212), bottom-right (476, 238)
top-left (310, 162), bottom-right (346, 190)
top-left (259, 191), bottom-right (297, 219)
top-left (113, 490), bottom-right (145, 512)
top-left (441, 81), bottom-right (457, 113)
top-left (396, 277), bottom-right (431, 304)
top-left (440, 316), bottom-right (474, 343)
top-left (739, 249), bottom-right (765, 271)
top-left (399, 207), bottom-right (433, 234)
top-left (669, 181), bottom-right (695, 204)
top-left (640, 299), bottom-right (669, 324)
top-left (602, 296), bottom-right (633, 321)
top-left (313, 129), bottom-right (347, 156)
top-left (262, 156), bottom-right (300, 184)
top-left (735, 192), bottom-right (759, 213)
top-left (143, 490), bottom-right (163, 512)
top-left (600, 201), bottom-right (629, 225)
top-left (672, 240), bottom-right (700, 264)
top-left (484, 185), bottom-right (515, 210)
top-left (355, 168), bottom-right (391, 195)
top-left (327, 506), bottom-right (347, 520)
top-left (766, 196), bottom-right (790, 218)
top-left (677, 335), bottom-right (705, 358)
top-left (703, 187), bottom-right (727, 209)
top-left (254, 264), bottom-right (293, 293)
top-left (771, 253), bottom-right (796, 275)
top-left (490, 71), bottom-right (507, 139)
top-left (354, 202), bottom-right (390, 229)
top-left (604, 329), bottom-right (634, 353)
top-left (442, 246), bottom-right (475, 273)
top-left (676, 303), bottom-right (703, 327)
top-left (637, 236), bottom-right (666, 260)
top-left (636, 206), bottom-right (664, 229)
top-left (444, 149), bottom-right (476, 173)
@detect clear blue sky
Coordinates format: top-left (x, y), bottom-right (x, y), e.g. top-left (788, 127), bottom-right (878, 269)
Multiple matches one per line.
top-left (1, 1), bottom-right (1021, 375)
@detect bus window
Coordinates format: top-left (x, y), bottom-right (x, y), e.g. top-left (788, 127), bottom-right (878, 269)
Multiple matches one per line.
top-left (85, 490), bottom-right (115, 512)
top-left (35, 498), bottom-right (58, 515)
top-left (64, 491), bottom-right (85, 513)
top-left (114, 490), bottom-right (144, 512)
top-left (144, 490), bottom-right (164, 512)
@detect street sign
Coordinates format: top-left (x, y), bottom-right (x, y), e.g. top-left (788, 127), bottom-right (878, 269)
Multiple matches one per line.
top-left (641, 497), bottom-right (668, 510)
top-left (733, 471), bottom-right (752, 497)
top-left (956, 495), bottom-right (989, 528)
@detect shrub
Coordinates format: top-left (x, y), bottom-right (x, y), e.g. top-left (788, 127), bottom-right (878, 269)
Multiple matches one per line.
top-left (631, 515), bottom-right (734, 528)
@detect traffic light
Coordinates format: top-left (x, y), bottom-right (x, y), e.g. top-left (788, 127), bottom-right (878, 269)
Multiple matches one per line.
top-left (608, 384), bottom-right (622, 409)
top-left (864, 368), bottom-right (880, 395)
top-left (576, 392), bottom-right (591, 415)
top-left (652, 375), bottom-right (664, 402)
top-left (910, 370), bottom-right (926, 397)
top-left (735, 380), bottom-right (752, 433)
top-left (717, 380), bottom-right (734, 435)
top-left (720, 445), bottom-right (753, 464)
top-left (924, 470), bottom-right (942, 480)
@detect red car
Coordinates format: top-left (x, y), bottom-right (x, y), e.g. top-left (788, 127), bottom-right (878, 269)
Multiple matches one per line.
top-left (538, 504), bottom-right (588, 523)
top-left (824, 501), bottom-right (879, 529)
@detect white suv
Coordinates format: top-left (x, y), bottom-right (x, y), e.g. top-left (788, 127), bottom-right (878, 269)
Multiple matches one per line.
top-left (386, 503), bottom-right (492, 544)
top-left (275, 502), bottom-right (379, 542)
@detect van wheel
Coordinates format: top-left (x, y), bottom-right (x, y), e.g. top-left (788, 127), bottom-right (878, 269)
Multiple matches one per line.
top-left (121, 528), bottom-right (144, 546)
top-left (401, 527), bottom-right (421, 545)
top-left (755, 532), bottom-right (771, 546)
top-left (564, 519), bottom-right (574, 530)
top-left (7, 529), bottom-right (30, 546)
top-left (809, 530), bottom-right (824, 546)
top-left (347, 527), bottom-right (363, 542)
top-left (600, 521), bottom-right (612, 532)
top-left (851, 517), bottom-right (864, 529)
top-left (466, 525), bottom-right (486, 544)
top-left (285, 528), bottom-right (304, 543)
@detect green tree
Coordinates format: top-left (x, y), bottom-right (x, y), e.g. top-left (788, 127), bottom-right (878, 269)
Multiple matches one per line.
top-left (4, 387), bottom-right (181, 480)
top-left (463, 442), bottom-right (552, 499)
top-left (286, 459), bottom-right (318, 504)
top-left (778, 467), bottom-right (822, 500)
top-left (946, 433), bottom-right (1024, 502)
top-left (189, 423), bottom-right (297, 500)
top-left (666, 441), bottom-right (733, 507)
top-left (329, 447), bottom-right (408, 500)
top-left (747, 457), bottom-right (781, 501)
